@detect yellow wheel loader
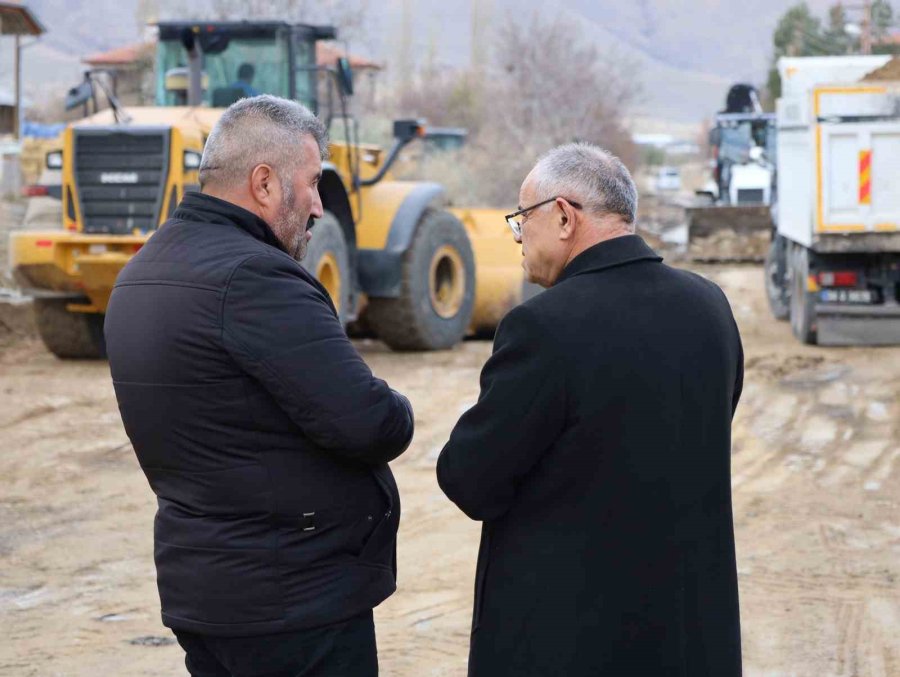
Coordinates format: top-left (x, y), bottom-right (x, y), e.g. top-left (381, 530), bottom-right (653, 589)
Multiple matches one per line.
top-left (9, 20), bottom-right (526, 358)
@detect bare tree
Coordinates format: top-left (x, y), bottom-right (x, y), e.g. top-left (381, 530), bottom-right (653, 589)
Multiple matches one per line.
top-left (489, 11), bottom-right (639, 163)
top-left (399, 10), bottom-right (640, 208)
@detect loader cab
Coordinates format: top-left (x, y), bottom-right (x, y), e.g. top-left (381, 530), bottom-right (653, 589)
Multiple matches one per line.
top-left (715, 118), bottom-right (776, 165)
top-left (711, 113), bottom-right (777, 202)
top-left (155, 21), bottom-right (334, 113)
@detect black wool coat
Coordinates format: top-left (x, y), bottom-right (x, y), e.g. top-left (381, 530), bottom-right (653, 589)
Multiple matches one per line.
top-left (105, 192), bottom-right (413, 637)
top-left (438, 235), bottom-right (744, 677)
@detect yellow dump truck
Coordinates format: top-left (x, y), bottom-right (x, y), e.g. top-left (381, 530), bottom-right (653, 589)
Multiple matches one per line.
top-left (10, 21), bottom-right (525, 357)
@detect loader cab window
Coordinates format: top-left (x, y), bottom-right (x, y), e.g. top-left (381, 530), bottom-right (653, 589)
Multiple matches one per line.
top-left (293, 36), bottom-right (318, 114)
top-left (717, 120), bottom-right (777, 165)
top-left (718, 124), bottom-right (752, 164)
top-left (156, 34), bottom-right (291, 107)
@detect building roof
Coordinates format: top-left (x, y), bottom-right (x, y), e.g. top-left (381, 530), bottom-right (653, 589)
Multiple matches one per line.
top-left (316, 43), bottom-right (381, 70)
top-left (0, 1), bottom-right (45, 35)
top-left (84, 42), bottom-right (152, 67)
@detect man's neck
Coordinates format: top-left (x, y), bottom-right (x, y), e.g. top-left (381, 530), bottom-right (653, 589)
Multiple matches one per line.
top-left (563, 226), bottom-right (633, 270)
top-left (202, 187), bottom-right (265, 223)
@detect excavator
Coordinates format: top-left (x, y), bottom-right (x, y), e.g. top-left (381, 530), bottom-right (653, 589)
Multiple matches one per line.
top-left (9, 20), bottom-right (526, 357)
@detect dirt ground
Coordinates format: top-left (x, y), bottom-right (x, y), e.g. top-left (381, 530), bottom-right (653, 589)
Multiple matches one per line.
top-left (1, 261), bottom-right (898, 676)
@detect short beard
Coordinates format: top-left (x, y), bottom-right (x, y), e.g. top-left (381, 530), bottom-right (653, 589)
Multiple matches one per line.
top-left (271, 180), bottom-right (308, 261)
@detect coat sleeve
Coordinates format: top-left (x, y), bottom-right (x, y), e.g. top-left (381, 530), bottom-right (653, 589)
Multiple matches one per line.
top-left (222, 253), bottom-right (413, 465)
top-left (436, 304), bottom-right (566, 521)
top-left (731, 330), bottom-right (744, 419)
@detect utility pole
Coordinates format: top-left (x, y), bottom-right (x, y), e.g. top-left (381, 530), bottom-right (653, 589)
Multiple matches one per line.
top-left (845, 1), bottom-right (874, 54)
top-left (396, 0), bottom-right (413, 99)
top-left (471, 0), bottom-right (493, 74)
top-left (861, 0), bottom-right (872, 55)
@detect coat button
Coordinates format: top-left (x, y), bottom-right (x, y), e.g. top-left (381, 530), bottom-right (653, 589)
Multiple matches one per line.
top-left (367, 515), bottom-right (373, 521)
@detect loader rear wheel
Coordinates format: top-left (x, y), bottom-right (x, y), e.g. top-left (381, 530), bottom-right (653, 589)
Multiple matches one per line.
top-left (368, 209), bottom-right (475, 351)
top-left (301, 211), bottom-right (351, 325)
top-left (789, 244), bottom-right (817, 345)
top-left (33, 299), bottom-right (106, 359)
top-left (764, 236), bottom-right (789, 321)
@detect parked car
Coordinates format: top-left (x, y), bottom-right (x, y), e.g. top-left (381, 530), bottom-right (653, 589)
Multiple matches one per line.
top-left (655, 166), bottom-right (682, 192)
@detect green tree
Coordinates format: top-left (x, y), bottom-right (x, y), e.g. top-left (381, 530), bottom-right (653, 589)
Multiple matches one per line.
top-left (772, 3), bottom-right (825, 59)
top-left (764, 2), bottom-right (875, 104)
top-left (872, 0), bottom-right (895, 41)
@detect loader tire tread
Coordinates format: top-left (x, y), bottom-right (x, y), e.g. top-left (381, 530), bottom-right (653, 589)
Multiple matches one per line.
top-left (368, 209), bottom-right (475, 351)
top-left (33, 299), bottom-right (106, 359)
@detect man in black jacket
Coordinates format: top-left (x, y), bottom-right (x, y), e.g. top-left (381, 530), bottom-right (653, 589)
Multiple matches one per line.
top-left (437, 143), bottom-right (744, 676)
top-left (105, 95), bottom-right (414, 676)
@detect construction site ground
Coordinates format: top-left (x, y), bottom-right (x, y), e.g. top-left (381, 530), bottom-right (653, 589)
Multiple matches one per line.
top-left (1, 223), bottom-right (899, 673)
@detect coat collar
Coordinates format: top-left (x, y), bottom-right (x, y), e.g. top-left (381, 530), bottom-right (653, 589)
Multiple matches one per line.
top-left (173, 191), bottom-right (287, 254)
top-left (555, 234), bottom-right (662, 285)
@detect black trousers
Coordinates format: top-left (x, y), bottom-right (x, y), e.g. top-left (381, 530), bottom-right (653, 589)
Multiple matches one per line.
top-left (173, 610), bottom-right (378, 677)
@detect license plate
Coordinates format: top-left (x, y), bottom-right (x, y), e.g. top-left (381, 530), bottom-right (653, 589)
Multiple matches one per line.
top-left (819, 289), bottom-right (875, 304)
top-left (100, 172), bottom-right (139, 184)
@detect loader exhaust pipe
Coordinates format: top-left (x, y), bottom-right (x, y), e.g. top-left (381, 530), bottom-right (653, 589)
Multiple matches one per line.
top-left (355, 119), bottom-right (426, 188)
top-left (180, 28), bottom-right (204, 107)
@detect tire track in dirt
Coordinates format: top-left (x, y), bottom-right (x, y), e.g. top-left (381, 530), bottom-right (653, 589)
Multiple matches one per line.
top-left (1, 265), bottom-right (898, 676)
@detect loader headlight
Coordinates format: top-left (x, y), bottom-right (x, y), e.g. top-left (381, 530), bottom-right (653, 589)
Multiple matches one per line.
top-left (183, 150), bottom-right (202, 170)
top-left (46, 151), bottom-right (63, 170)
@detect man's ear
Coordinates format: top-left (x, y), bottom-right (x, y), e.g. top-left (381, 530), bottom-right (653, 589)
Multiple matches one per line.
top-left (557, 198), bottom-right (576, 240)
top-left (249, 164), bottom-right (275, 208)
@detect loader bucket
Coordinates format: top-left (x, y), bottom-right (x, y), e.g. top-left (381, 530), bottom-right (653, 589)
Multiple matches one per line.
top-left (449, 207), bottom-right (528, 334)
top-left (686, 204), bottom-right (773, 262)
top-left (10, 231), bottom-right (148, 313)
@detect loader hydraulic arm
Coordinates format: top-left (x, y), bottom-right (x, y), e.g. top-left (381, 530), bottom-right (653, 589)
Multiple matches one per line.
top-left (355, 119), bottom-right (426, 188)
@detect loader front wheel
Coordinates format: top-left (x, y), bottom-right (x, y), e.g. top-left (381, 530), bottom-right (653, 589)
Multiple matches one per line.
top-left (368, 209), bottom-right (475, 351)
top-left (33, 299), bottom-right (107, 359)
top-left (301, 211), bottom-right (352, 325)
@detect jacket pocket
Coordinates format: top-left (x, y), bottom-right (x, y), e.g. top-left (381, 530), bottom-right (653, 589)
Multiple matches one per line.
top-left (359, 465), bottom-right (400, 567)
top-left (155, 541), bottom-right (284, 625)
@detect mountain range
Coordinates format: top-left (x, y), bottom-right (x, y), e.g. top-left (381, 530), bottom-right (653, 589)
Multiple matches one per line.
top-left (0, 0), bottom-right (863, 124)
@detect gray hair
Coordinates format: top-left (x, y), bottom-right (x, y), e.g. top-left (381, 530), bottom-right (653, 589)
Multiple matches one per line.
top-left (199, 94), bottom-right (328, 190)
top-left (532, 142), bottom-right (638, 228)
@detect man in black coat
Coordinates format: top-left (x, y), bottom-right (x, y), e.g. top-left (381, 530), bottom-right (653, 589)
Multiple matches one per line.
top-left (104, 95), bottom-right (414, 676)
top-left (437, 143), bottom-right (743, 676)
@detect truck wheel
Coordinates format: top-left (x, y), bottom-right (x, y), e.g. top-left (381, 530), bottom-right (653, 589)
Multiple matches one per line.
top-left (33, 299), bottom-right (106, 359)
top-left (764, 236), bottom-right (789, 321)
top-left (367, 209), bottom-right (475, 351)
top-left (789, 245), bottom-right (817, 345)
top-left (301, 211), bottom-right (352, 325)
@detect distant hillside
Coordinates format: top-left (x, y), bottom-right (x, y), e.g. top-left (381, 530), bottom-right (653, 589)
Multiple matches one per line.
top-left (0, 0), bottom-right (143, 111)
top-left (0, 0), bottom-right (864, 123)
top-left (564, 0), bottom-right (838, 82)
top-left (367, 0), bottom-right (843, 121)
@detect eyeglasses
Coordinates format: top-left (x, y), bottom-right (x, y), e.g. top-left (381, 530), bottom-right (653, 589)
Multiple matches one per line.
top-left (504, 196), bottom-right (582, 238)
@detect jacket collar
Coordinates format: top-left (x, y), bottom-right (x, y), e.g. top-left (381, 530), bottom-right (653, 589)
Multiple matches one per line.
top-left (555, 234), bottom-right (663, 285)
top-left (173, 191), bottom-right (287, 254)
